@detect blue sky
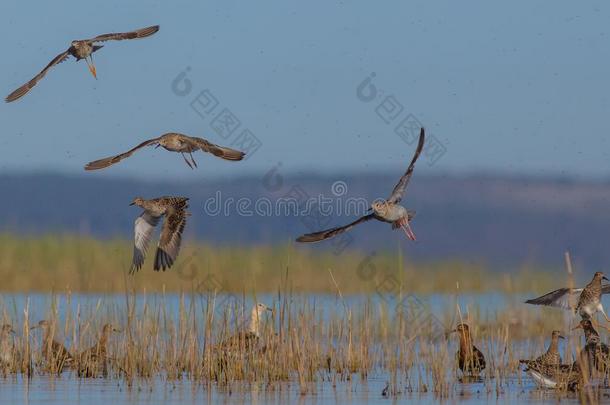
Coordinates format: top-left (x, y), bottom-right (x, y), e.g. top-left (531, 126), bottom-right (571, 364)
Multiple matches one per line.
top-left (1, 1), bottom-right (609, 180)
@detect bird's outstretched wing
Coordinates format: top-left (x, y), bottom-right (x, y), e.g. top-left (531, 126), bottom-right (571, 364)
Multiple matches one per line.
top-left (6, 50), bottom-right (70, 103)
top-left (296, 214), bottom-right (375, 243)
top-left (84, 138), bottom-right (160, 170)
top-left (387, 128), bottom-right (425, 204)
top-left (89, 25), bottom-right (160, 42)
top-left (193, 137), bottom-right (246, 161)
top-left (525, 287), bottom-right (583, 310)
top-left (154, 204), bottom-right (189, 271)
top-left (130, 212), bottom-right (161, 274)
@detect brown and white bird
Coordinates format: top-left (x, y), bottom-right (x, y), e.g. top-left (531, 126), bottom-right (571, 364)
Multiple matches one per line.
top-left (525, 272), bottom-right (610, 323)
top-left (296, 128), bottom-right (425, 243)
top-left (526, 362), bottom-right (582, 390)
top-left (451, 323), bottom-right (486, 376)
top-left (30, 320), bottom-right (73, 371)
top-left (129, 196), bottom-right (189, 273)
top-left (218, 303), bottom-right (274, 352)
top-left (573, 319), bottom-right (610, 374)
top-left (6, 25), bottom-right (159, 102)
top-left (520, 330), bottom-right (564, 371)
top-left (0, 324), bottom-right (16, 370)
top-left (78, 323), bottom-right (121, 377)
top-left (84, 133), bottom-right (245, 170)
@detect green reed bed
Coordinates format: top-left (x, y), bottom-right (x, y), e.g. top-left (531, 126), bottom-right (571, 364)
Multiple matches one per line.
top-left (0, 233), bottom-right (559, 294)
top-left (0, 287), bottom-right (607, 401)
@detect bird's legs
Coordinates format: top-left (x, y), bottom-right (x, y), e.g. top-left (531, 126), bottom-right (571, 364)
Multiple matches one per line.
top-left (181, 153), bottom-right (194, 169)
top-left (188, 151), bottom-right (198, 168)
top-left (397, 217), bottom-right (416, 241)
top-left (85, 55), bottom-right (97, 80)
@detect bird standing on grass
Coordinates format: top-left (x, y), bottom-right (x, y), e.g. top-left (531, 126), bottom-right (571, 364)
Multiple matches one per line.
top-left (6, 25), bottom-right (160, 102)
top-left (296, 128), bottom-right (425, 243)
top-left (84, 133), bottom-right (245, 171)
top-left (129, 196), bottom-right (189, 273)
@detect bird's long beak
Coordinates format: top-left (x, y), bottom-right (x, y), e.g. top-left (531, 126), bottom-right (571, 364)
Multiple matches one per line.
top-left (29, 326), bottom-right (38, 331)
top-left (558, 334), bottom-right (566, 339)
top-left (266, 307), bottom-right (273, 312)
top-left (603, 276), bottom-right (609, 281)
top-left (129, 202), bottom-right (135, 206)
top-left (113, 328), bottom-right (122, 333)
top-left (571, 324), bottom-right (583, 331)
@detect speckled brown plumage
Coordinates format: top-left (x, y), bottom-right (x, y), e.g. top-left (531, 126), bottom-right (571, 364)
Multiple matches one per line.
top-left (573, 319), bottom-right (610, 374)
top-left (78, 324), bottom-right (120, 377)
top-left (129, 196), bottom-right (189, 273)
top-left (520, 330), bottom-right (564, 370)
top-left (525, 272), bottom-right (610, 321)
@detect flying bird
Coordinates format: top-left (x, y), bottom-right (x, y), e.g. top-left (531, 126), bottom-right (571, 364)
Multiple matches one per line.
top-left (572, 318), bottom-right (610, 374)
top-left (84, 133), bottom-right (245, 170)
top-left (6, 25), bottom-right (159, 102)
top-left (525, 272), bottom-right (610, 323)
top-left (129, 196), bottom-right (189, 273)
top-left (296, 128), bottom-right (425, 243)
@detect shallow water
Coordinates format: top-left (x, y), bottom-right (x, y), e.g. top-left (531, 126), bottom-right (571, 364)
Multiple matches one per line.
top-left (0, 374), bottom-right (604, 404)
top-left (0, 292), bottom-right (606, 404)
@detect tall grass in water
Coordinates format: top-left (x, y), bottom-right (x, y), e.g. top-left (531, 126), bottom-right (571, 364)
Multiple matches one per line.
top-left (0, 287), bottom-right (608, 400)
